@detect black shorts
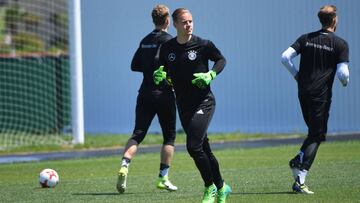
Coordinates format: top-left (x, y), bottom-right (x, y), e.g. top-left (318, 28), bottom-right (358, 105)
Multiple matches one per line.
top-left (298, 93), bottom-right (332, 142)
top-left (131, 89), bottom-right (176, 145)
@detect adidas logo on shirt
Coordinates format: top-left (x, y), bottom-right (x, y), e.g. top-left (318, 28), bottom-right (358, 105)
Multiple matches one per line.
top-left (196, 109), bottom-right (204, 114)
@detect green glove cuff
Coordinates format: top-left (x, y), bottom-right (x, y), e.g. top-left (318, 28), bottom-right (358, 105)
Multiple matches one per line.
top-left (209, 70), bottom-right (217, 80)
top-left (191, 70), bottom-right (217, 89)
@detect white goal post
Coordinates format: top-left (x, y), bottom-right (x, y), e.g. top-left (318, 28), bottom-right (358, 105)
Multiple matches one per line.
top-left (69, 0), bottom-right (84, 144)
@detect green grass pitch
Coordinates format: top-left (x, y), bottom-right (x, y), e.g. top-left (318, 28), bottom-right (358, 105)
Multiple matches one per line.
top-left (0, 141), bottom-right (359, 202)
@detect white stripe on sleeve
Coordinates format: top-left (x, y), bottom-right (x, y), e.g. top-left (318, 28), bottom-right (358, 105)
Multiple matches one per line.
top-left (281, 47), bottom-right (298, 78)
top-left (336, 62), bottom-right (349, 86)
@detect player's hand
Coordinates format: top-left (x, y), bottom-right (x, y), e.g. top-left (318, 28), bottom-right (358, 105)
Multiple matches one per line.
top-left (153, 66), bottom-right (167, 85)
top-left (191, 70), bottom-right (217, 89)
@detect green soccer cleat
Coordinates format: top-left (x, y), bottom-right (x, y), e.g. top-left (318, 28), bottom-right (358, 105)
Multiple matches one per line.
top-left (156, 175), bottom-right (178, 191)
top-left (202, 184), bottom-right (217, 203)
top-left (292, 182), bottom-right (314, 194)
top-left (217, 183), bottom-right (232, 203)
top-left (116, 166), bottom-right (128, 193)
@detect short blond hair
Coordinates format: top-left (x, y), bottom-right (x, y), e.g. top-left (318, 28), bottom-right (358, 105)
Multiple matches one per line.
top-left (152, 5), bottom-right (170, 26)
top-left (172, 8), bottom-right (190, 23)
top-left (318, 5), bottom-right (337, 27)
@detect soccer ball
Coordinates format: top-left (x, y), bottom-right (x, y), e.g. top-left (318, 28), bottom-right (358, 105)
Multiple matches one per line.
top-left (39, 168), bottom-right (59, 188)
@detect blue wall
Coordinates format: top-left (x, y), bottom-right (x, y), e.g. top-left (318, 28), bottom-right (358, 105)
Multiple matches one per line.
top-left (81, 0), bottom-right (360, 134)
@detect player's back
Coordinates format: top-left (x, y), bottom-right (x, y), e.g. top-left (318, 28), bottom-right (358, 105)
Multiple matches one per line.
top-left (297, 29), bottom-right (348, 98)
top-left (131, 30), bottom-right (172, 90)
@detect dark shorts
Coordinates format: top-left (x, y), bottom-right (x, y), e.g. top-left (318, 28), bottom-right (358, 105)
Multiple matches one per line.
top-left (298, 93), bottom-right (332, 142)
top-left (131, 89), bottom-right (176, 145)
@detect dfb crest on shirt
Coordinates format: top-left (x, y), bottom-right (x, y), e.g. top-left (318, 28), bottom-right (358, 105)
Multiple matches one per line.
top-left (188, 50), bottom-right (197, 61)
top-left (168, 53), bottom-right (176, 61)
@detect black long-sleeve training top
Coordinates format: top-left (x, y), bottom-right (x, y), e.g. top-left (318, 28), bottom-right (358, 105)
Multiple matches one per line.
top-left (291, 29), bottom-right (349, 99)
top-left (131, 29), bottom-right (173, 92)
top-left (159, 35), bottom-right (226, 110)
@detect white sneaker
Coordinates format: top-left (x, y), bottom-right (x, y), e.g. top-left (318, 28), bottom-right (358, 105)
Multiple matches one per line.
top-left (156, 175), bottom-right (178, 191)
top-left (292, 182), bottom-right (314, 194)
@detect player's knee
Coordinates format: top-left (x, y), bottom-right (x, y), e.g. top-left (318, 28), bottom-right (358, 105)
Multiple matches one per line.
top-left (186, 144), bottom-right (202, 157)
top-left (163, 139), bottom-right (175, 146)
top-left (307, 134), bottom-right (325, 144)
top-left (130, 130), bottom-right (146, 144)
top-left (309, 125), bottom-right (327, 141)
top-left (162, 133), bottom-right (176, 146)
top-left (127, 138), bottom-right (139, 147)
top-left (300, 162), bottom-right (312, 171)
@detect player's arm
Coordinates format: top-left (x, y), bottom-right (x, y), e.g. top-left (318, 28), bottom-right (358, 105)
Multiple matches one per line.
top-left (153, 44), bottom-right (168, 85)
top-left (192, 41), bottom-right (226, 89)
top-left (131, 46), bottom-right (143, 72)
top-left (281, 47), bottom-right (299, 80)
top-left (336, 40), bottom-right (350, 87)
top-left (336, 62), bottom-right (349, 87)
top-left (208, 40), bottom-right (226, 76)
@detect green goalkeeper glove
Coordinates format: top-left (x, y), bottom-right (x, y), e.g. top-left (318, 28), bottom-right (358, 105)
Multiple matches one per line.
top-left (153, 66), bottom-right (167, 85)
top-left (191, 70), bottom-right (217, 89)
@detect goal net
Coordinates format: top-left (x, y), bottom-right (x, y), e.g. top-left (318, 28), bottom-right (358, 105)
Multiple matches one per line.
top-left (0, 0), bottom-right (73, 149)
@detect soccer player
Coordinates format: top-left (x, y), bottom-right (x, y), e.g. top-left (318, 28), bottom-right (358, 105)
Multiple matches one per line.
top-left (116, 4), bottom-right (177, 193)
top-left (153, 8), bottom-right (231, 203)
top-left (281, 5), bottom-right (349, 194)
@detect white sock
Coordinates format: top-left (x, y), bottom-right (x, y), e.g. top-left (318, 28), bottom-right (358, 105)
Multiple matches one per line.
top-left (297, 169), bottom-right (308, 185)
top-left (121, 158), bottom-right (130, 168)
top-left (291, 168), bottom-right (300, 180)
top-left (159, 167), bottom-right (169, 177)
top-left (291, 151), bottom-right (304, 180)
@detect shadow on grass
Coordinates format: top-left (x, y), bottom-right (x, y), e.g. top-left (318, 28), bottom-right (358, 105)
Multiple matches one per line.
top-left (232, 191), bottom-right (295, 195)
top-left (72, 192), bottom-right (130, 196)
top-left (72, 190), bottom-right (174, 196)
